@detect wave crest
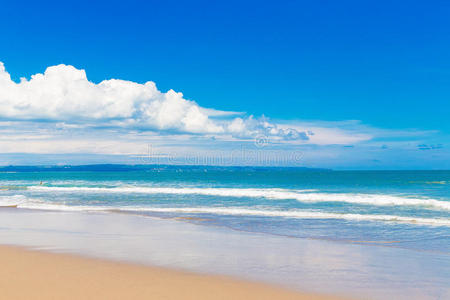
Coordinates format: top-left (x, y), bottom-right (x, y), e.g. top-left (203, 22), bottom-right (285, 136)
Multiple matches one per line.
top-left (1, 197), bottom-right (449, 227)
top-left (28, 186), bottom-right (450, 211)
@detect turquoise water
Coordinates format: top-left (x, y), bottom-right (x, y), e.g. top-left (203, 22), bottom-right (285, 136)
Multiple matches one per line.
top-left (1, 167), bottom-right (449, 253)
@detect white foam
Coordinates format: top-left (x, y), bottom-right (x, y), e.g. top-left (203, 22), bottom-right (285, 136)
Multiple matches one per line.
top-left (2, 192), bottom-right (448, 226)
top-left (0, 195), bottom-right (28, 207)
top-left (124, 207), bottom-right (450, 226)
top-left (28, 186), bottom-right (450, 211)
top-left (8, 201), bottom-right (450, 227)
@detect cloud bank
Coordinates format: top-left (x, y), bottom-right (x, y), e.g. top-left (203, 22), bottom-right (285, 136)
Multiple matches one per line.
top-left (1, 62), bottom-right (446, 168)
top-left (0, 62), bottom-right (309, 141)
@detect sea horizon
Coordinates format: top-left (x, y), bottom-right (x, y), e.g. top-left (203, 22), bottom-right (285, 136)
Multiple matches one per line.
top-left (2, 163), bottom-right (450, 171)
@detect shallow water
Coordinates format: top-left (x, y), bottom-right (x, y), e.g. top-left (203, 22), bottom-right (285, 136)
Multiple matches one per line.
top-left (0, 208), bottom-right (448, 300)
top-left (0, 168), bottom-right (449, 252)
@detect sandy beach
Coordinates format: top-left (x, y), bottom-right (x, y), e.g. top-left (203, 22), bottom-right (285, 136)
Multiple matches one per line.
top-left (0, 245), bottom-right (340, 300)
top-left (0, 207), bottom-right (447, 299)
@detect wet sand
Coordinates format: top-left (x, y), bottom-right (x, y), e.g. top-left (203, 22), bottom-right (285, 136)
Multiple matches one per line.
top-left (0, 245), bottom-right (339, 300)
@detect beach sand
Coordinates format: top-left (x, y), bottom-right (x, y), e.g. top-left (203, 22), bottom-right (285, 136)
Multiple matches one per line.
top-left (0, 245), bottom-right (339, 300)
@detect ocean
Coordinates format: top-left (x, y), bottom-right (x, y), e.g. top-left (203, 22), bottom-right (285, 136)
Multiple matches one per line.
top-left (1, 166), bottom-right (449, 253)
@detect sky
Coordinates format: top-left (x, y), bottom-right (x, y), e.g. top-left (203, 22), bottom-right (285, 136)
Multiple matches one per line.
top-left (0, 0), bottom-right (449, 169)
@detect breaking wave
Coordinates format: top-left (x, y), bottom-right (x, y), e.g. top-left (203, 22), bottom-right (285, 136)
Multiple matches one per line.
top-left (27, 185), bottom-right (450, 211)
top-left (1, 195), bottom-right (449, 227)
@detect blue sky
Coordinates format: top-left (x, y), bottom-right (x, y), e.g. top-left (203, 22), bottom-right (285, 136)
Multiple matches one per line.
top-left (0, 0), bottom-right (449, 169)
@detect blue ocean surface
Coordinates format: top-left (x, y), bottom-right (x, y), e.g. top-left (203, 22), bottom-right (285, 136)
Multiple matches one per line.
top-left (0, 166), bottom-right (449, 253)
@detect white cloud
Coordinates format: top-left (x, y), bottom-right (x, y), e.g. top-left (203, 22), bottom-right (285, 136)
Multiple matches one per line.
top-left (0, 62), bottom-right (447, 168)
top-left (227, 116), bottom-right (308, 141)
top-left (283, 125), bottom-right (372, 145)
top-left (0, 62), bottom-right (307, 140)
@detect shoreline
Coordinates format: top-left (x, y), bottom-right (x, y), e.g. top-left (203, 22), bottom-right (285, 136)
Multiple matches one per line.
top-left (0, 207), bottom-right (448, 299)
top-left (0, 245), bottom-right (339, 300)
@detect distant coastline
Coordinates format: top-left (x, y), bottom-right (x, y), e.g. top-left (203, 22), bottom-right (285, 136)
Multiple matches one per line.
top-left (0, 164), bottom-right (331, 172)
